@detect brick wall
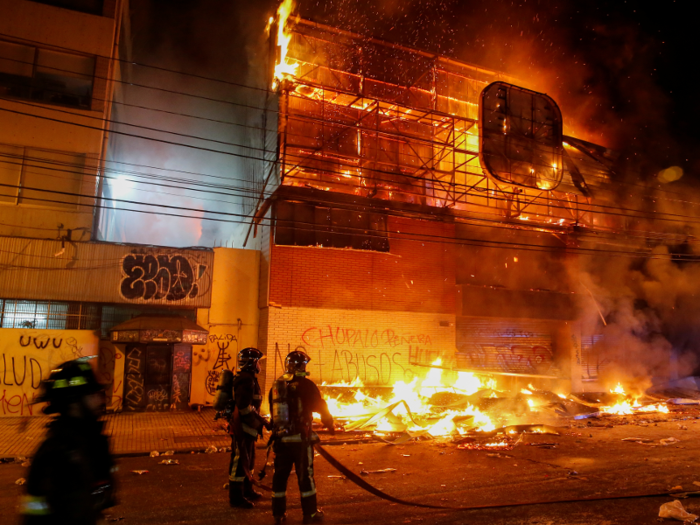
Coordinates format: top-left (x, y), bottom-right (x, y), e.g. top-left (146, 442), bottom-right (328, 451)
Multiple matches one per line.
top-left (262, 307), bottom-right (456, 390)
top-left (269, 215), bottom-right (456, 313)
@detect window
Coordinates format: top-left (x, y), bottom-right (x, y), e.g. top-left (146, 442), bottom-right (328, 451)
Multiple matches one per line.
top-left (0, 300), bottom-right (100, 330)
top-left (0, 143), bottom-right (85, 208)
top-left (275, 201), bottom-right (389, 252)
top-left (0, 40), bottom-right (94, 109)
top-left (28, 0), bottom-right (105, 16)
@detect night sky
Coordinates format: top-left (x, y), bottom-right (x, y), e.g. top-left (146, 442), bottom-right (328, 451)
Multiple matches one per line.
top-left (133, 0), bottom-right (698, 181)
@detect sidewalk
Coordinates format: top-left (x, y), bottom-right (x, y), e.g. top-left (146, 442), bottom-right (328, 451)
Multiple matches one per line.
top-left (0, 408), bottom-right (231, 458)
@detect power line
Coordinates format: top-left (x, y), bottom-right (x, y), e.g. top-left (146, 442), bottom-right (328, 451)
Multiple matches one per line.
top-left (0, 31), bottom-right (277, 95)
top-left (0, 50), bottom-right (692, 209)
top-left (4, 104), bottom-right (700, 234)
top-left (2, 151), bottom-right (693, 248)
top-left (1, 180), bottom-right (699, 263)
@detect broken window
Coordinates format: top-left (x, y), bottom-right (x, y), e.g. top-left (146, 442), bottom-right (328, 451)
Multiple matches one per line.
top-left (274, 200), bottom-right (389, 252)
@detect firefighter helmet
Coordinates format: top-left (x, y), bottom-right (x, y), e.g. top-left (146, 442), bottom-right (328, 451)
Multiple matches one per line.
top-left (36, 357), bottom-right (104, 414)
top-left (285, 350), bottom-right (310, 376)
top-left (238, 347), bottom-right (264, 373)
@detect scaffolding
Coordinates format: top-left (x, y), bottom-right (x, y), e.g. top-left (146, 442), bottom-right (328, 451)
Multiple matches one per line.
top-left (276, 19), bottom-right (617, 230)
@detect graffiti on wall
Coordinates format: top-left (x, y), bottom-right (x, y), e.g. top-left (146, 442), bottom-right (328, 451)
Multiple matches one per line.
top-left (97, 343), bottom-right (123, 411)
top-left (171, 345), bottom-right (191, 411)
top-left (273, 325), bottom-right (446, 386)
top-left (457, 344), bottom-right (555, 375)
top-left (204, 339), bottom-right (235, 396)
top-left (120, 253), bottom-right (208, 302)
top-left (123, 346), bottom-right (144, 411)
top-left (1, 330), bottom-right (97, 416)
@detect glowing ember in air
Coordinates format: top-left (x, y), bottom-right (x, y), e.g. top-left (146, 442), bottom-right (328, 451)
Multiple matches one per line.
top-left (272, 0), bottom-right (298, 89)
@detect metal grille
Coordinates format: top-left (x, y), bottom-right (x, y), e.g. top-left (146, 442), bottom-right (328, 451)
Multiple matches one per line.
top-left (581, 333), bottom-right (608, 381)
top-left (0, 299), bottom-right (100, 330)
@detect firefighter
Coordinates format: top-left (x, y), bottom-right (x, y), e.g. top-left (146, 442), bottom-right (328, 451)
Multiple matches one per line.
top-left (228, 347), bottom-right (270, 508)
top-left (269, 350), bottom-right (335, 525)
top-left (19, 357), bottom-right (116, 524)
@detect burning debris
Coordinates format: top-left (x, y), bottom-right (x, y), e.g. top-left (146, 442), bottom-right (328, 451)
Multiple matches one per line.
top-left (315, 359), bottom-right (674, 443)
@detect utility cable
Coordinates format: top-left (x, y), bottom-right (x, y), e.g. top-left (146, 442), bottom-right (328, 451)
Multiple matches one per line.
top-left (4, 105), bottom-right (700, 228)
top-left (2, 181), bottom-right (699, 261)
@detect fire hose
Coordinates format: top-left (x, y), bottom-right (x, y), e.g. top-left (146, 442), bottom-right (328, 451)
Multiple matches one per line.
top-left (314, 443), bottom-right (700, 512)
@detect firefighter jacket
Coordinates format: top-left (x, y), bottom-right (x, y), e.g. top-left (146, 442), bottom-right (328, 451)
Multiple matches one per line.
top-left (20, 415), bottom-right (115, 525)
top-left (268, 374), bottom-right (334, 443)
top-left (231, 370), bottom-right (265, 439)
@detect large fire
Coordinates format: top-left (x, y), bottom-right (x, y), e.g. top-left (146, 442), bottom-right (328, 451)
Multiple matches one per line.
top-left (315, 360), bottom-right (671, 439)
top-left (272, 0), bottom-right (298, 89)
top-left (322, 359), bottom-right (499, 437)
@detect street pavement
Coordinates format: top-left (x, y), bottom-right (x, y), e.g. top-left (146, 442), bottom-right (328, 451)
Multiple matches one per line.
top-left (2, 409), bottom-right (700, 524)
top-left (0, 407), bottom-right (230, 458)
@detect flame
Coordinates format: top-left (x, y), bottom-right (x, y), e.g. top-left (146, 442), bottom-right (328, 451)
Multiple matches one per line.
top-left (599, 384), bottom-right (670, 415)
top-left (272, 0), bottom-right (298, 89)
top-left (319, 358), bottom-right (497, 436)
top-left (610, 383), bottom-right (625, 395)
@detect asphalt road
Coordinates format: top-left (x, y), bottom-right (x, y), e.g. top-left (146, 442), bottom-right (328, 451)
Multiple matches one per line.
top-left (2, 415), bottom-right (700, 525)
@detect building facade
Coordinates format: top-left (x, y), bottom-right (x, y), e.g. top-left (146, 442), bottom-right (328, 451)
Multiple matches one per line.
top-left (0, 1), bottom-right (262, 416)
top-left (250, 18), bottom-right (630, 395)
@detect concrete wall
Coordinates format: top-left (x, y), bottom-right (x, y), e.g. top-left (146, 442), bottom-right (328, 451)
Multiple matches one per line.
top-left (192, 247), bottom-right (261, 406)
top-left (0, 0), bottom-right (121, 238)
top-left (0, 328), bottom-right (99, 416)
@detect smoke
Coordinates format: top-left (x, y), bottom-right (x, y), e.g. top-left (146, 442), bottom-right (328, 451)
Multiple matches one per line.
top-left (103, 0), bottom-right (278, 247)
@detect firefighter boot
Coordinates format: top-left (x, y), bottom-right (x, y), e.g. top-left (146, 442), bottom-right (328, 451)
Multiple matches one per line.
top-left (229, 482), bottom-right (254, 509)
top-left (272, 495), bottom-right (287, 524)
top-left (302, 494), bottom-right (324, 523)
top-left (243, 477), bottom-right (263, 501)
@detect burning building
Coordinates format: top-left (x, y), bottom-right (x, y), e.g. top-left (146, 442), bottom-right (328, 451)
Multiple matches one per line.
top-left (246, 5), bottom-right (631, 406)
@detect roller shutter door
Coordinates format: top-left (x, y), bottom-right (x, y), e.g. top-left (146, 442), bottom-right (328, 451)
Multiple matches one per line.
top-left (455, 317), bottom-right (562, 378)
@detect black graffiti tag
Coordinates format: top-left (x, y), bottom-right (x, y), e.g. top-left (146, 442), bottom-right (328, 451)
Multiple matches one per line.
top-left (120, 254), bottom-right (202, 301)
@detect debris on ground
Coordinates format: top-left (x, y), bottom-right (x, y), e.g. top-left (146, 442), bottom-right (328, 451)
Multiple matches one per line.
top-left (622, 437), bottom-right (654, 444)
top-left (131, 470), bottom-right (149, 475)
top-left (223, 483), bottom-right (229, 489)
top-left (162, 450), bottom-right (175, 456)
top-left (328, 475), bottom-right (346, 480)
top-left (659, 499), bottom-right (698, 522)
top-left (15, 478), bottom-right (26, 485)
top-left (360, 468), bottom-right (397, 475)
top-left (149, 451), bottom-right (160, 457)
top-left (660, 437), bottom-right (681, 446)
top-left (158, 459), bottom-right (180, 465)
top-left (205, 446), bottom-right (218, 454)
top-left (527, 442), bottom-right (558, 449)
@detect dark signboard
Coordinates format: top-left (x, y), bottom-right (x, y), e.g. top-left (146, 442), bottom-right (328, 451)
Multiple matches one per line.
top-left (479, 82), bottom-right (564, 191)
